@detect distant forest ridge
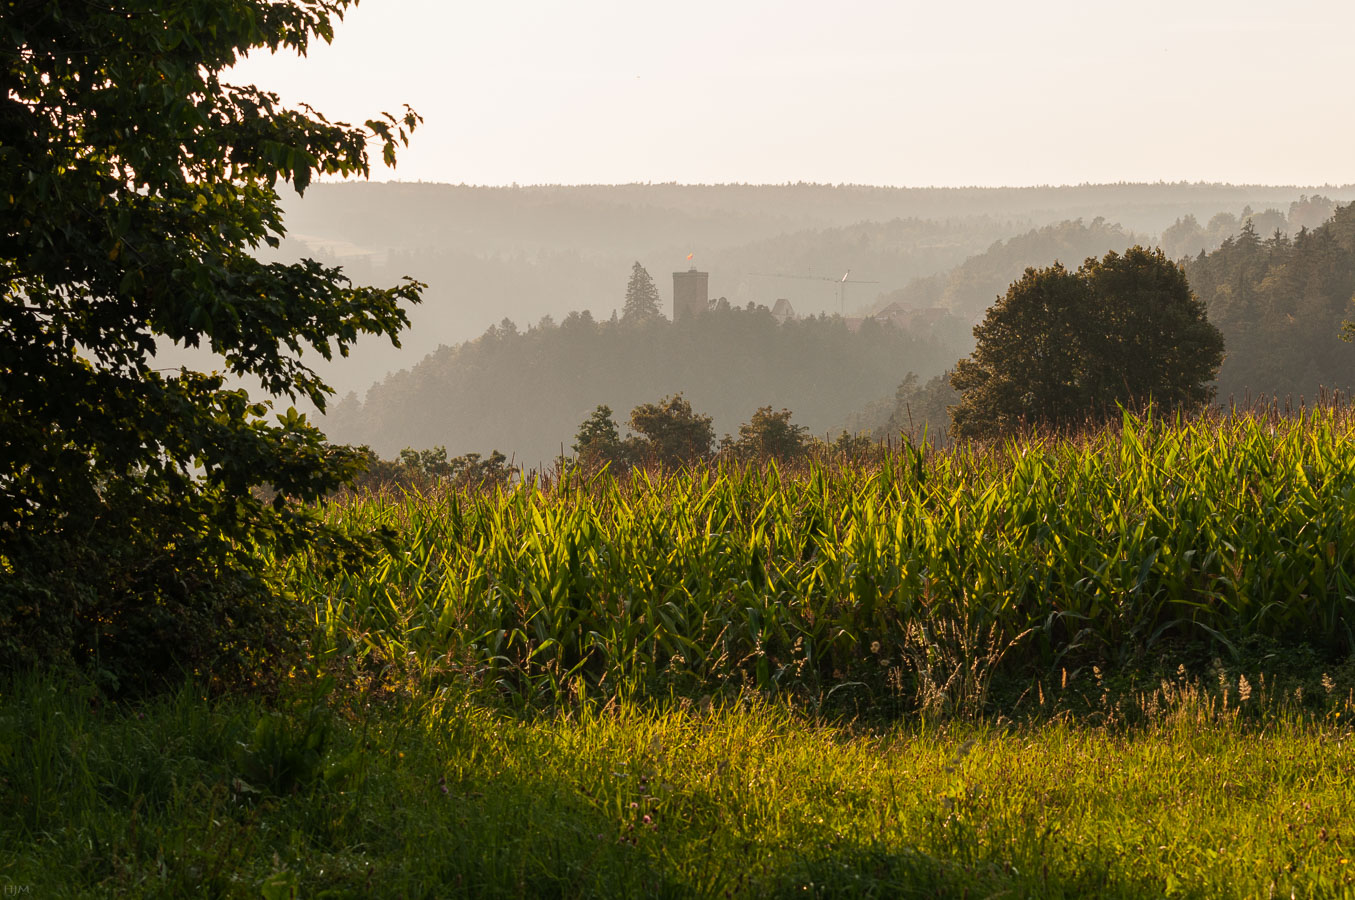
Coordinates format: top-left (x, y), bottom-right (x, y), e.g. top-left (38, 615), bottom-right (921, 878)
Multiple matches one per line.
top-left (325, 307), bottom-right (957, 467)
top-left (284, 181), bottom-right (1355, 254)
top-left (325, 202), bottom-right (1355, 465)
top-left (266, 183), bottom-right (1355, 398)
top-left (868, 196), bottom-right (1343, 327)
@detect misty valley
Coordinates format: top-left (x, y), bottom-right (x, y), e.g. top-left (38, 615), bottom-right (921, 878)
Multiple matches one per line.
top-left (9, 4), bottom-right (1355, 898)
top-left (295, 184), bottom-right (1355, 472)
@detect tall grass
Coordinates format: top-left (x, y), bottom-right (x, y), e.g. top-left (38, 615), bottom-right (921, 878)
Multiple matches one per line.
top-left (5, 671), bottom-right (1353, 898)
top-left (275, 406), bottom-right (1355, 701)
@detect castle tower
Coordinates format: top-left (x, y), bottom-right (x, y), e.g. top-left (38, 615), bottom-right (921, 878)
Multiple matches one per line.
top-left (672, 267), bottom-right (708, 322)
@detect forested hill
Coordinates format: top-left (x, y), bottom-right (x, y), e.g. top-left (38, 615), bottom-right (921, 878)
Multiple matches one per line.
top-left (283, 182), bottom-right (1355, 255)
top-left (871, 198), bottom-right (1349, 328)
top-left (869, 218), bottom-right (1147, 324)
top-left (322, 307), bottom-right (957, 466)
top-left (841, 203), bottom-right (1355, 445)
top-left (259, 183), bottom-right (1355, 397)
top-left (320, 203), bottom-right (1355, 464)
top-left (1186, 202), bottom-right (1355, 401)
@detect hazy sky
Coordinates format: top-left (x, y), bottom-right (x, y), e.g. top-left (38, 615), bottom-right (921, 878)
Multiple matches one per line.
top-left (232, 0), bottom-right (1355, 187)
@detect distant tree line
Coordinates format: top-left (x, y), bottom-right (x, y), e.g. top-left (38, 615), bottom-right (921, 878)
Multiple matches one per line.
top-left (288, 182), bottom-right (1352, 261)
top-left (347, 446), bottom-right (513, 492)
top-left (331, 204), bottom-right (1355, 467)
top-left (872, 218), bottom-right (1148, 324)
top-left (844, 372), bottom-right (960, 445)
top-left (326, 296), bottom-right (956, 466)
top-left (344, 394), bottom-right (865, 490)
top-left (1160, 196), bottom-right (1338, 260)
top-left (350, 199), bottom-right (1355, 480)
top-left (1183, 205), bottom-right (1355, 401)
top-left (572, 396), bottom-right (811, 470)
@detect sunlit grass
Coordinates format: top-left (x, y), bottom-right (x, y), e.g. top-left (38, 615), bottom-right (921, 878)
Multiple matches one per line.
top-left (2, 674), bottom-right (1354, 898)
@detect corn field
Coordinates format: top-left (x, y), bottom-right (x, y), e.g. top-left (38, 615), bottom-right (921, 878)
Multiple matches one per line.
top-left (275, 408), bottom-right (1355, 699)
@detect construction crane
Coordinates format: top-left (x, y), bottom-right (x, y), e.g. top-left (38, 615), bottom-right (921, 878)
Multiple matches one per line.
top-left (748, 270), bottom-right (880, 315)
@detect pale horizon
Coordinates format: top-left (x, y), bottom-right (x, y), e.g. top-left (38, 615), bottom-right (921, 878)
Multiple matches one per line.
top-left (231, 0), bottom-right (1355, 189)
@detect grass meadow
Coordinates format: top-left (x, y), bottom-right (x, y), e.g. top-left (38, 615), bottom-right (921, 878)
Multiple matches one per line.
top-left (2, 675), bottom-right (1353, 898)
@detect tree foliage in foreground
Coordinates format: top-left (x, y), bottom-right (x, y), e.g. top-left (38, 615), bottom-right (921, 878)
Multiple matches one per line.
top-left (951, 247), bottom-right (1224, 439)
top-left (0, 1), bottom-right (421, 689)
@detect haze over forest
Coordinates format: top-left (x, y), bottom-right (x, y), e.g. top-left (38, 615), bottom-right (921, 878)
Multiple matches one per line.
top-left (281, 183), bottom-right (1355, 386)
top-left (176, 181), bottom-right (1355, 466)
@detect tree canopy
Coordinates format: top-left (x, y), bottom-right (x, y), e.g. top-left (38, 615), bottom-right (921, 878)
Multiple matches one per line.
top-left (725, 407), bottom-right (809, 461)
top-left (572, 404), bottom-right (631, 471)
top-left (1, 0), bottom-right (421, 687)
top-left (627, 394), bottom-right (714, 466)
top-left (950, 247), bottom-right (1224, 439)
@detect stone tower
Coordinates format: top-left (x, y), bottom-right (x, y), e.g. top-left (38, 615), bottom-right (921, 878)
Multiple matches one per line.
top-left (672, 267), bottom-right (708, 322)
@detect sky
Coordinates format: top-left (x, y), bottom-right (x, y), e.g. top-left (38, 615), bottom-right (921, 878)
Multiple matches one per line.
top-left (230, 0), bottom-right (1355, 187)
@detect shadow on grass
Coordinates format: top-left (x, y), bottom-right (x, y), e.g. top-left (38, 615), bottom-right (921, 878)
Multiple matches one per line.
top-left (0, 675), bottom-right (691, 899)
top-left (0, 675), bottom-right (1230, 899)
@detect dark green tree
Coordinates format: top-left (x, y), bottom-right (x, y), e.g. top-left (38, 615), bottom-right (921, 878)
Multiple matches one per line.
top-left (572, 405), bottom-right (631, 471)
top-left (727, 406), bottom-right (808, 460)
top-left (348, 446), bottom-right (510, 491)
top-left (622, 261), bottom-right (663, 322)
top-left (399, 446), bottom-right (454, 479)
top-left (951, 248), bottom-right (1224, 439)
top-left (1079, 247), bottom-right (1225, 409)
top-left (628, 394), bottom-right (714, 466)
top-left (950, 264), bottom-right (1093, 438)
top-left (1, 1), bottom-right (422, 687)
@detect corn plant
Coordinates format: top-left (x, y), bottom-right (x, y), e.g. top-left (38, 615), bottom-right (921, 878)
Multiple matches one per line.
top-left (271, 405), bottom-right (1355, 701)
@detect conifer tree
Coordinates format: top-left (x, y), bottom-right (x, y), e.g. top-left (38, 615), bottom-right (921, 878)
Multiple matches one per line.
top-left (623, 262), bottom-right (663, 322)
top-left (572, 405), bottom-right (630, 471)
